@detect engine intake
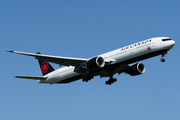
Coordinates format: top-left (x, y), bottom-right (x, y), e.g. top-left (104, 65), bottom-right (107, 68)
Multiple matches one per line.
top-left (86, 56), bottom-right (105, 70)
top-left (127, 63), bottom-right (146, 76)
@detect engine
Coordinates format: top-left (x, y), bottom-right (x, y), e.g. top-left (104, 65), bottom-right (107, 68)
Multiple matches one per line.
top-left (127, 63), bottom-right (146, 76)
top-left (86, 56), bottom-right (105, 70)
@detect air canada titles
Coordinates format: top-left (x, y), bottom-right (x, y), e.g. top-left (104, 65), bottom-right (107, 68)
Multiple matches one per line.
top-left (120, 39), bottom-right (152, 51)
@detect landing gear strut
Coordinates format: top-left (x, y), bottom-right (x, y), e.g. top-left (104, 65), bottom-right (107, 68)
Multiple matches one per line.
top-left (82, 69), bottom-right (93, 82)
top-left (160, 51), bottom-right (167, 62)
top-left (105, 76), bottom-right (117, 85)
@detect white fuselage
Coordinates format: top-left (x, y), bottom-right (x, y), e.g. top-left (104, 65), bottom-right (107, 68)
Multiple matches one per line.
top-left (38, 37), bottom-right (175, 84)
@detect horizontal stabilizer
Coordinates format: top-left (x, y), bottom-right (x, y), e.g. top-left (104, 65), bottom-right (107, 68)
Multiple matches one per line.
top-left (15, 76), bottom-right (47, 80)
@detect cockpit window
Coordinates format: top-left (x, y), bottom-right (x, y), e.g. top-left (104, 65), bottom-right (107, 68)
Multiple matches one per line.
top-left (162, 38), bottom-right (172, 41)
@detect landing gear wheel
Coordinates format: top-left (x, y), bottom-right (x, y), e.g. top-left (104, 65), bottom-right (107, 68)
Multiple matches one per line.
top-left (160, 58), bottom-right (165, 62)
top-left (105, 81), bottom-right (111, 85)
top-left (82, 79), bottom-right (89, 82)
top-left (82, 78), bottom-right (88, 82)
top-left (113, 78), bottom-right (117, 82)
top-left (105, 78), bottom-right (117, 85)
top-left (105, 81), bottom-right (108, 85)
top-left (82, 74), bottom-right (94, 82)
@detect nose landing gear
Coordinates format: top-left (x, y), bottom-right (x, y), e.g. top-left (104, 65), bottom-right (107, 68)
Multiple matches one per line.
top-left (160, 58), bottom-right (165, 62)
top-left (160, 51), bottom-right (167, 62)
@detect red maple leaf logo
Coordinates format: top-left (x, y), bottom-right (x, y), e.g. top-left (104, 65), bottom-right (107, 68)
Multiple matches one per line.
top-left (147, 46), bottom-right (151, 50)
top-left (41, 62), bottom-right (49, 73)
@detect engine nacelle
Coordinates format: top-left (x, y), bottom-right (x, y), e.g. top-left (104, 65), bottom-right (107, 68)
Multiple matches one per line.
top-left (86, 56), bottom-right (105, 70)
top-left (127, 63), bottom-right (146, 76)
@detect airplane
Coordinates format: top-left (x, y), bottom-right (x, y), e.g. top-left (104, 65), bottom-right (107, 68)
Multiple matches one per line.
top-left (7, 37), bottom-right (175, 85)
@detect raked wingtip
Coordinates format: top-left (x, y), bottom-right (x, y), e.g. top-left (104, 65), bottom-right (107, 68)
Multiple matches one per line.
top-left (6, 50), bottom-right (15, 53)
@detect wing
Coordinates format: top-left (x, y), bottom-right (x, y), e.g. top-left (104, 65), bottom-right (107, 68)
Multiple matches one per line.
top-left (7, 51), bottom-right (87, 67)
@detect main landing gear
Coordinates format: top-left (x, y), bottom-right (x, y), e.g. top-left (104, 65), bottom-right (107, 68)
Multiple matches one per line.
top-left (105, 76), bottom-right (117, 85)
top-left (160, 51), bottom-right (167, 62)
top-left (82, 74), bottom-right (94, 82)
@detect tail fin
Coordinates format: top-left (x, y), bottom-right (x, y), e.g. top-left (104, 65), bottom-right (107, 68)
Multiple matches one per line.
top-left (36, 52), bottom-right (55, 76)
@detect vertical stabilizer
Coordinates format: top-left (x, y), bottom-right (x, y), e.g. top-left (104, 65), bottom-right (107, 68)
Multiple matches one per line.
top-left (36, 52), bottom-right (55, 76)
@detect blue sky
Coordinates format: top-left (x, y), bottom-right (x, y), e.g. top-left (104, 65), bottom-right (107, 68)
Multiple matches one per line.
top-left (1, 0), bottom-right (180, 120)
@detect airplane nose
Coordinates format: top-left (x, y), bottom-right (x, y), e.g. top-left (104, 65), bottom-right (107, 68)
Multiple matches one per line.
top-left (172, 40), bottom-right (175, 46)
top-left (171, 40), bottom-right (175, 47)
top-left (168, 40), bottom-right (175, 49)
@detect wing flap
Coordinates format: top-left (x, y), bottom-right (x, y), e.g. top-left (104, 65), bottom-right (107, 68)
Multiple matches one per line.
top-left (15, 76), bottom-right (47, 80)
top-left (7, 51), bottom-right (87, 67)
